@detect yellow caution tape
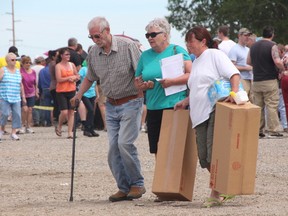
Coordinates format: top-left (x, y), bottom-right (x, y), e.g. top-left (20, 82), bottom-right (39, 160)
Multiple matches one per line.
top-left (33, 105), bottom-right (54, 111)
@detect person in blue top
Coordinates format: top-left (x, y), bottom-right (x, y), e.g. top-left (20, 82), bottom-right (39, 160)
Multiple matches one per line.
top-left (135, 17), bottom-right (192, 156)
top-left (38, 58), bottom-right (53, 127)
top-left (78, 60), bottom-right (99, 137)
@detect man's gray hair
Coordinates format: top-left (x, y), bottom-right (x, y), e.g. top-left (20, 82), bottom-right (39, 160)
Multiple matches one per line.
top-left (88, 16), bottom-right (110, 32)
top-left (68, 37), bottom-right (78, 47)
top-left (145, 18), bottom-right (171, 42)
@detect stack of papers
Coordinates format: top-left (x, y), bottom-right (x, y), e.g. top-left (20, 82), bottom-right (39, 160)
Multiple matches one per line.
top-left (160, 53), bottom-right (187, 96)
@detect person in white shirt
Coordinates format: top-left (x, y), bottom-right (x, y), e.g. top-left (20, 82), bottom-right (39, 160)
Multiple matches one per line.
top-left (175, 26), bottom-right (240, 208)
top-left (217, 25), bottom-right (236, 56)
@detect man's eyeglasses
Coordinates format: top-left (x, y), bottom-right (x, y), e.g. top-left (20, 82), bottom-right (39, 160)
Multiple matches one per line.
top-left (88, 29), bottom-right (105, 39)
top-left (24, 62), bottom-right (32, 64)
top-left (145, 32), bottom-right (163, 39)
top-left (88, 34), bottom-right (101, 39)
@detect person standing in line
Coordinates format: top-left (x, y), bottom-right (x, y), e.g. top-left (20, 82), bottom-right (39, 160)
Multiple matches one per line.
top-left (175, 26), bottom-right (240, 207)
top-left (54, 47), bottom-right (79, 139)
top-left (0, 46), bottom-right (21, 133)
top-left (279, 44), bottom-right (288, 133)
top-left (264, 44), bottom-right (287, 134)
top-left (0, 53), bottom-right (25, 141)
top-left (67, 38), bottom-right (82, 72)
top-left (31, 56), bottom-right (46, 127)
top-left (217, 25), bottom-right (236, 56)
top-left (20, 56), bottom-right (38, 134)
top-left (76, 43), bottom-right (88, 65)
top-left (247, 26), bottom-right (285, 138)
top-left (67, 38), bottom-right (87, 129)
top-left (135, 17), bottom-right (192, 156)
top-left (78, 59), bottom-right (99, 137)
top-left (247, 34), bottom-right (257, 48)
top-left (70, 16), bottom-right (145, 202)
top-left (228, 28), bottom-right (254, 102)
top-left (95, 82), bottom-right (107, 131)
top-left (48, 50), bottom-right (60, 123)
top-left (38, 57), bottom-right (53, 127)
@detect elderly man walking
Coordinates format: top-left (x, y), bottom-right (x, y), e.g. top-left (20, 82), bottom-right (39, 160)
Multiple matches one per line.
top-left (70, 16), bottom-right (145, 202)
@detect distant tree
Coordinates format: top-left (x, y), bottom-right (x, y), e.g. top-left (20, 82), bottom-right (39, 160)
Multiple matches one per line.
top-left (166, 0), bottom-right (288, 43)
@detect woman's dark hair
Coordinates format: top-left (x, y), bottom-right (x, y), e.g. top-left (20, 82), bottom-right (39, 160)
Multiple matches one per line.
top-left (185, 26), bottom-right (218, 49)
top-left (56, 47), bottom-right (70, 63)
top-left (48, 50), bottom-right (57, 59)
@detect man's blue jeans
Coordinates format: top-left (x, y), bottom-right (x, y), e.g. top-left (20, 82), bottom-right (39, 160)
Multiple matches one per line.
top-left (106, 97), bottom-right (144, 193)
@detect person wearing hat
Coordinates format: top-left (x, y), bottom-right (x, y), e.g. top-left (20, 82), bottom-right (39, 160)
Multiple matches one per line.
top-left (8, 46), bottom-right (19, 56)
top-left (228, 28), bottom-right (254, 102)
top-left (0, 46), bottom-right (21, 69)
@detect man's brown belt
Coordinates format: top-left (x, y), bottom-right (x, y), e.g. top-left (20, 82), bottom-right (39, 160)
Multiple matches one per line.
top-left (107, 94), bottom-right (139, 106)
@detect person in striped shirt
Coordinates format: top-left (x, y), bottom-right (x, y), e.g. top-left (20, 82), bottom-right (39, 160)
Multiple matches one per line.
top-left (0, 52), bottom-right (25, 141)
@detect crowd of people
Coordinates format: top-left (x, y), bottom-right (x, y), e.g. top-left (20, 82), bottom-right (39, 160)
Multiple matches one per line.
top-left (0, 17), bottom-right (288, 207)
top-left (0, 38), bottom-right (105, 141)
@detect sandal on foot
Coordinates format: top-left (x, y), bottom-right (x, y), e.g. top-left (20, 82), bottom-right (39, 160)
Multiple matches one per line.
top-left (219, 194), bottom-right (235, 203)
top-left (55, 126), bottom-right (62, 137)
top-left (202, 197), bottom-right (222, 208)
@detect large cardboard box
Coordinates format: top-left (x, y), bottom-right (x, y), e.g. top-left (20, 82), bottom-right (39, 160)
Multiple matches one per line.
top-left (210, 102), bottom-right (261, 195)
top-left (152, 110), bottom-right (198, 201)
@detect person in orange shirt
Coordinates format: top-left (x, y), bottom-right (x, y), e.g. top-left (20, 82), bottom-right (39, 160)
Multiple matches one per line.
top-left (54, 47), bottom-right (79, 139)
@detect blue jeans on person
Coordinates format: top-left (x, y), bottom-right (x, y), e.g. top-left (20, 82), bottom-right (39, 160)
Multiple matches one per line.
top-left (106, 97), bottom-right (144, 194)
top-left (40, 88), bottom-right (53, 126)
top-left (278, 89), bottom-right (288, 129)
top-left (0, 100), bottom-right (21, 129)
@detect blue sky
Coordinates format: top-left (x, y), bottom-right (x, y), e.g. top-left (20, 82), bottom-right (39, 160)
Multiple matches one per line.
top-left (0, 0), bottom-right (187, 60)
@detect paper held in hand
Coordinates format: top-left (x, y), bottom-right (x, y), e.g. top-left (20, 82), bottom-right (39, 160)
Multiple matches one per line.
top-left (160, 53), bottom-right (187, 96)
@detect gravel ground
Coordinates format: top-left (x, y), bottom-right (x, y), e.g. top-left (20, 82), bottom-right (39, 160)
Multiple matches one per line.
top-left (0, 124), bottom-right (288, 216)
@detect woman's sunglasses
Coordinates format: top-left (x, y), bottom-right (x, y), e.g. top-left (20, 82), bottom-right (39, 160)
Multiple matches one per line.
top-left (145, 32), bottom-right (163, 39)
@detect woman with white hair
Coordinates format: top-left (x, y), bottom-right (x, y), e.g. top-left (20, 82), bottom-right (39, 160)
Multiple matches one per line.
top-left (135, 18), bottom-right (192, 157)
top-left (0, 53), bottom-right (25, 141)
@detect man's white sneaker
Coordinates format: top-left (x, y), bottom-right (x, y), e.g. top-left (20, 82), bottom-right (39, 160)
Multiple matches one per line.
top-left (10, 134), bottom-right (20, 141)
top-left (16, 128), bottom-right (25, 134)
top-left (26, 128), bottom-right (35, 134)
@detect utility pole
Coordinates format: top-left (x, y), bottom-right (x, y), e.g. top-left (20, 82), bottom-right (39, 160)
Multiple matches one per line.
top-left (12, 0), bottom-right (15, 46)
top-left (6, 0), bottom-right (21, 46)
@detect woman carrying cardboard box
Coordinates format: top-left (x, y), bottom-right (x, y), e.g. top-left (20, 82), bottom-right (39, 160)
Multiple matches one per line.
top-left (175, 26), bottom-right (240, 207)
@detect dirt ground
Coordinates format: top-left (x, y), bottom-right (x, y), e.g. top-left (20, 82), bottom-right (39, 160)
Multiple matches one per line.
top-left (1, 124), bottom-right (288, 216)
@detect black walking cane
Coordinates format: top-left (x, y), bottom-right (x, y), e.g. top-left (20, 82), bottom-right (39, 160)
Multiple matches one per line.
top-left (69, 99), bottom-right (79, 202)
